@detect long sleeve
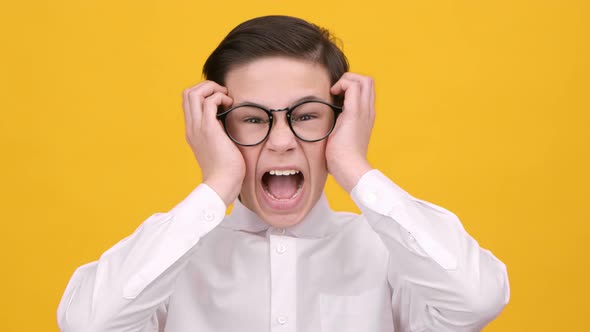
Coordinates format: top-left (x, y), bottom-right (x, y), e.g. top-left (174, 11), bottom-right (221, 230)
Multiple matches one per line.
top-left (351, 170), bottom-right (510, 331)
top-left (57, 184), bottom-right (226, 332)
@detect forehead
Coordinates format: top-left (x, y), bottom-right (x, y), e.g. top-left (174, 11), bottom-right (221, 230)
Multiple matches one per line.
top-left (224, 57), bottom-right (332, 108)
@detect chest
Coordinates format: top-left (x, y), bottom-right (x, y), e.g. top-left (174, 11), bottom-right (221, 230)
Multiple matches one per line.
top-left (165, 226), bottom-right (395, 332)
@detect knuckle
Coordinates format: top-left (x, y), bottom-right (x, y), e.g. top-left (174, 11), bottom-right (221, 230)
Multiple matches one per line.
top-left (210, 91), bottom-right (224, 99)
top-left (187, 89), bottom-right (198, 98)
top-left (202, 96), bottom-right (215, 106)
top-left (202, 79), bottom-right (217, 87)
top-left (188, 91), bottom-right (204, 103)
top-left (205, 92), bottom-right (224, 104)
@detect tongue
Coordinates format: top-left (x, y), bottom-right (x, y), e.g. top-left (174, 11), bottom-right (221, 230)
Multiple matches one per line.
top-left (266, 175), bottom-right (298, 199)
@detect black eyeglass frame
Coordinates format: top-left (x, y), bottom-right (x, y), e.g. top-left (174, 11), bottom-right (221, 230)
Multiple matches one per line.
top-left (216, 100), bottom-right (343, 147)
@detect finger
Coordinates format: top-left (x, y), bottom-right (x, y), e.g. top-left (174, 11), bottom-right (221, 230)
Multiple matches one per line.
top-left (183, 81), bottom-right (226, 136)
top-left (183, 80), bottom-right (226, 110)
top-left (370, 79), bottom-right (375, 110)
top-left (337, 73), bottom-right (374, 115)
top-left (370, 84), bottom-right (376, 123)
top-left (331, 78), bottom-right (361, 116)
top-left (182, 87), bottom-right (194, 139)
top-left (190, 80), bottom-right (228, 98)
top-left (330, 75), bottom-right (347, 96)
top-left (187, 90), bottom-right (205, 132)
top-left (184, 80), bottom-right (228, 114)
top-left (202, 92), bottom-right (233, 127)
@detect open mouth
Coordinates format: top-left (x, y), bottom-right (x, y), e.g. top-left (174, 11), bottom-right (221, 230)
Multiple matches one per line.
top-left (261, 169), bottom-right (304, 201)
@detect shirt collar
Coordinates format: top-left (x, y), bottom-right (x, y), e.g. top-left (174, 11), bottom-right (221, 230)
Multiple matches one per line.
top-left (220, 193), bottom-right (337, 239)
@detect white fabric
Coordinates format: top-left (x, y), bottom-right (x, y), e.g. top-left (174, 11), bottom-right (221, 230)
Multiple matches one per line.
top-left (57, 169), bottom-right (510, 332)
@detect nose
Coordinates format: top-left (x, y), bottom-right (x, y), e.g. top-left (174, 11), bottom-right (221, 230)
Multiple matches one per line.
top-left (265, 112), bottom-right (297, 153)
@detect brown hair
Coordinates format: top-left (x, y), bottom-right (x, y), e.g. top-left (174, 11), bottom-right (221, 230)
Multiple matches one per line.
top-left (202, 15), bottom-right (349, 89)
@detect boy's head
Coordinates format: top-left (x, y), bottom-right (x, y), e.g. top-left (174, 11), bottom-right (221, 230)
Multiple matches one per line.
top-left (203, 16), bottom-right (349, 228)
top-left (203, 15), bottom-right (348, 88)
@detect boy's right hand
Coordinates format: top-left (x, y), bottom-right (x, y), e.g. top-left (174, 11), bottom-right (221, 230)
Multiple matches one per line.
top-left (183, 81), bottom-right (245, 206)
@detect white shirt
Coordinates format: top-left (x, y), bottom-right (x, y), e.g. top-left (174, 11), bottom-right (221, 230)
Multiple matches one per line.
top-left (57, 170), bottom-right (510, 332)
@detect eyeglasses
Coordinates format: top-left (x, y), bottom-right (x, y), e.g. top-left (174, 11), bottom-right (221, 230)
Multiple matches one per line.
top-left (216, 100), bottom-right (343, 146)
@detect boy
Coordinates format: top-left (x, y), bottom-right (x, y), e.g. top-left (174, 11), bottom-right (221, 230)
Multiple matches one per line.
top-left (58, 15), bottom-right (509, 332)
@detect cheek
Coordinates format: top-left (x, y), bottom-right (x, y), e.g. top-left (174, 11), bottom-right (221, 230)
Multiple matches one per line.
top-left (305, 142), bottom-right (328, 176)
top-left (237, 147), bottom-right (260, 182)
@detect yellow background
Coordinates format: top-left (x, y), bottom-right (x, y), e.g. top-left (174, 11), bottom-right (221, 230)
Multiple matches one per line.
top-left (1, 0), bottom-right (588, 330)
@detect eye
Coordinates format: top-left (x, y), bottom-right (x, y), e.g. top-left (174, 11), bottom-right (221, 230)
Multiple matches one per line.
top-left (243, 117), bottom-right (268, 124)
top-left (292, 113), bottom-right (318, 122)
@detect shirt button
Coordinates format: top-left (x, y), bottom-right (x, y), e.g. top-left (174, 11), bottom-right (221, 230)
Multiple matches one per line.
top-left (276, 314), bottom-right (288, 325)
top-left (271, 227), bottom-right (286, 235)
top-left (276, 243), bottom-right (286, 254)
top-left (202, 209), bottom-right (216, 222)
top-left (363, 192), bottom-right (377, 205)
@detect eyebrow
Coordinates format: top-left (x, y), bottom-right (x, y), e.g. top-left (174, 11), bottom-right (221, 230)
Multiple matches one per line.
top-left (232, 95), bottom-right (328, 109)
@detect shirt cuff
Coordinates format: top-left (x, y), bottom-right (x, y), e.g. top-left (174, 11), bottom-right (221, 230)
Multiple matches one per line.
top-left (169, 183), bottom-right (227, 235)
top-left (351, 169), bottom-right (458, 270)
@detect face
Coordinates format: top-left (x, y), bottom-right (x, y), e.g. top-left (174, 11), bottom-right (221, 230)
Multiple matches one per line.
top-left (224, 57), bottom-right (332, 228)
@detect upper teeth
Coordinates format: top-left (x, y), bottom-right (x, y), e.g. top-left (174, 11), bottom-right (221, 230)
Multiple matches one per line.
top-left (269, 169), bottom-right (300, 176)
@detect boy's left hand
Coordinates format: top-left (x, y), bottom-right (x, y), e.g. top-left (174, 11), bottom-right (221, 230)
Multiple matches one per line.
top-left (326, 72), bottom-right (376, 193)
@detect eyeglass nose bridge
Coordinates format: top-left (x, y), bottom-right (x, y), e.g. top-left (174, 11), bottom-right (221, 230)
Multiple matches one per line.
top-left (268, 106), bottom-right (291, 118)
top-left (269, 107), bottom-right (290, 113)
top-left (267, 106), bottom-right (294, 126)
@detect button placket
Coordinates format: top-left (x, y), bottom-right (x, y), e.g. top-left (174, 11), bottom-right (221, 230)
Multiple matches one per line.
top-left (269, 235), bottom-right (297, 331)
